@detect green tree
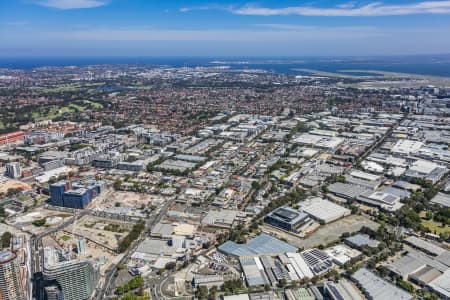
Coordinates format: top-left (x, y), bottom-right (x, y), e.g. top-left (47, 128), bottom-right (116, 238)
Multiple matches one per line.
top-left (195, 286), bottom-right (208, 299)
top-left (1, 232), bottom-right (12, 249)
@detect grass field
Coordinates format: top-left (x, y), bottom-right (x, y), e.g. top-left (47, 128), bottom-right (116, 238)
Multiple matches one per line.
top-left (61, 235), bottom-right (71, 241)
top-left (421, 219), bottom-right (450, 235)
top-left (30, 101), bottom-right (103, 121)
top-left (83, 100), bottom-right (103, 109)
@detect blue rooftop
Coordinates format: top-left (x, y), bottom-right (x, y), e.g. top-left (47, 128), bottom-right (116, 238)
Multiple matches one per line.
top-left (218, 233), bottom-right (297, 256)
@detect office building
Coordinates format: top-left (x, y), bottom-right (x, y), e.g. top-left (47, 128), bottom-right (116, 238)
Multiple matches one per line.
top-left (49, 181), bottom-right (71, 206)
top-left (49, 180), bottom-right (105, 209)
top-left (0, 250), bottom-right (26, 300)
top-left (264, 206), bottom-right (310, 233)
top-left (62, 188), bottom-right (89, 209)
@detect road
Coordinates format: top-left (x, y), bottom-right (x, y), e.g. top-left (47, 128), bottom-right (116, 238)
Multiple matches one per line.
top-left (357, 112), bottom-right (408, 163)
top-left (96, 197), bottom-right (174, 299)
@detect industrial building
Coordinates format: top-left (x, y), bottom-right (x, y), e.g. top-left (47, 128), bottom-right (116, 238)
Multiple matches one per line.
top-left (264, 206), bottom-right (310, 233)
top-left (324, 279), bottom-right (364, 300)
top-left (40, 247), bottom-right (99, 300)
top-left (345, 234), bottom-right (380, 249)
top-left (192, 275), bottom-right (224, 288)
top-left (327, 182), bottom-right (370, 200)
top-left (428, 269), bottom-right (450, 300)
top-left (297, 197), bottom-right (351, 224)
top-left (0, 250), bottom-right (26, 300)
top-left (324, 244), bottom-right (362, 266)
top-left (404, 236), bottom-right (447, 257)
top-left (430, 192), bottom-right (450, 208)
top-left (218, 233), bottom-right (297, 257)
top-left (284, 288), bottom-right (318, 300)
top-left (403, 159), bottom-right (448, 184)
top-left (201, 209), bottom-right (246, 229)
top-left (387, 248), bottom-right (448, 283)
top-left (240, 257), bottom-right (270, 287)
top-left (352, 268), bottom-right (413, 300)
top-left (301, 249), bottom-right (333, 276)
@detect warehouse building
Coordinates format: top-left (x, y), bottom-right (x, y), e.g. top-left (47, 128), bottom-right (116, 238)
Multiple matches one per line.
top-left (327, 182), bottom-right (370, 200)
top-left (428, 269), bottom-right (450, 300)
top-left (301, 249), bottom-right (333, 276)
top-left (357, 190), bottom-right (404, 212)
top-left (324, 244), bottom-right (362, 266)
top-left (345, 234), bottom-right (380, 249)
top-left (386, 248), bottom-right (447, 282)
top-left (430, 192), bottom-right (450, 208)
top-left (201, 209), bottom-right (246, 229)
top-left (240, 257), bottom-right (269, 287)
top-left (403, 160), bottom-right (447, 184)
top-left (352, 268), bottom-right (413, 300)
top-left (324, 279), bottom-right (364, 300)
top-left (404, 236), bottom-right (447, 257)
top-left (218, 233), bottom-right (297, 257)
top-left (297, 197), bottom-right (351, 224)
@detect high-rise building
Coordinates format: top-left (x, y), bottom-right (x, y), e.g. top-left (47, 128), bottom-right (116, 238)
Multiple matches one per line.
top-left (49, 180), bottom-right (106, 209)
top-left (5, 162), bottom-right (21, 179)
top-left (77, 238), bottom-right (86, 255)
top-left (49, 181), bottom-right (71, 206)
top-left (40, 247), bottom-right (99, 300)
top-left (0, 250), bottom-right (26, 300)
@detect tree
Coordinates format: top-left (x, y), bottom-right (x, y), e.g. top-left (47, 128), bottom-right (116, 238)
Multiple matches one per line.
top-left (32, 218), bottom-right (46, 227)
top-left (208, 286), bottom-right (218, 299)
top-left (195, 286), bottom-right (208, 299)
top-left (278, 278), bottom-right (287, 287)
top-left (1, 232), bottom-right (12, 249)
top-left (223, 279), bottom-right (244, 294)
top-left (0, 207), bottom-right (6, 218)
top-left (397, 279), bottom-right (415, 293)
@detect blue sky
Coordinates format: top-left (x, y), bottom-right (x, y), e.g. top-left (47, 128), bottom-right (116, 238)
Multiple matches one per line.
top-left (1, 0), bottom-right (450, 57)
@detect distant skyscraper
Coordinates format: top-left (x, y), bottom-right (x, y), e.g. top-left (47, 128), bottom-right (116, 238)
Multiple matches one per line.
top-left (0, 250), bottom-right (26, 300)
top-left (5, 162), bottom-right (21, 179)
top-left (77, 238), bottom-right (86, 255)
top-left (41, 247), bottom-right (99, 300)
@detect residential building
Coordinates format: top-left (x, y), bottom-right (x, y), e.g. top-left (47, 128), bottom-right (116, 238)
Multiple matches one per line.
top-left (0, 250), bottom-right (26, 300)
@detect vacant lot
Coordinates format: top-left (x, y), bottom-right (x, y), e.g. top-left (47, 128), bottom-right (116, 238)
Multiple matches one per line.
top-left (66, 215), bottom-right (134, 250)
top-left (262, 214), bottom-right (379, 249)
top-left (421, 220), bottom-right (450, 235)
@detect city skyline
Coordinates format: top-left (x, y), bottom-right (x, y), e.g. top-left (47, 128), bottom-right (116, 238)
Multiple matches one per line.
top-left (1, 0), bottom-right (450, 56)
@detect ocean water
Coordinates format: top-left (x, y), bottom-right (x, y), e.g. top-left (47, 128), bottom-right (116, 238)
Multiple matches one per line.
top-left (1, 55), bottom-right (450, 77)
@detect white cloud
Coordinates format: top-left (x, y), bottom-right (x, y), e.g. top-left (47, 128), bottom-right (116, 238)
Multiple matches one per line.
top-left (183, 1), bottom-right (450, 16)
top-left (180, 4), bottom-right (233, 13)
top-left (37, 0), bottom-right (107, 9)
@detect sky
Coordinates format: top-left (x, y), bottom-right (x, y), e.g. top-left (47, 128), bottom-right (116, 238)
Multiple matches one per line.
top-left (1, 0), bottom-right (450, 57)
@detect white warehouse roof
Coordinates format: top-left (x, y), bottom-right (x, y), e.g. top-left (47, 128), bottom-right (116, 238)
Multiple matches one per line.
top-left (298, 197), bottom-right (351, 223)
